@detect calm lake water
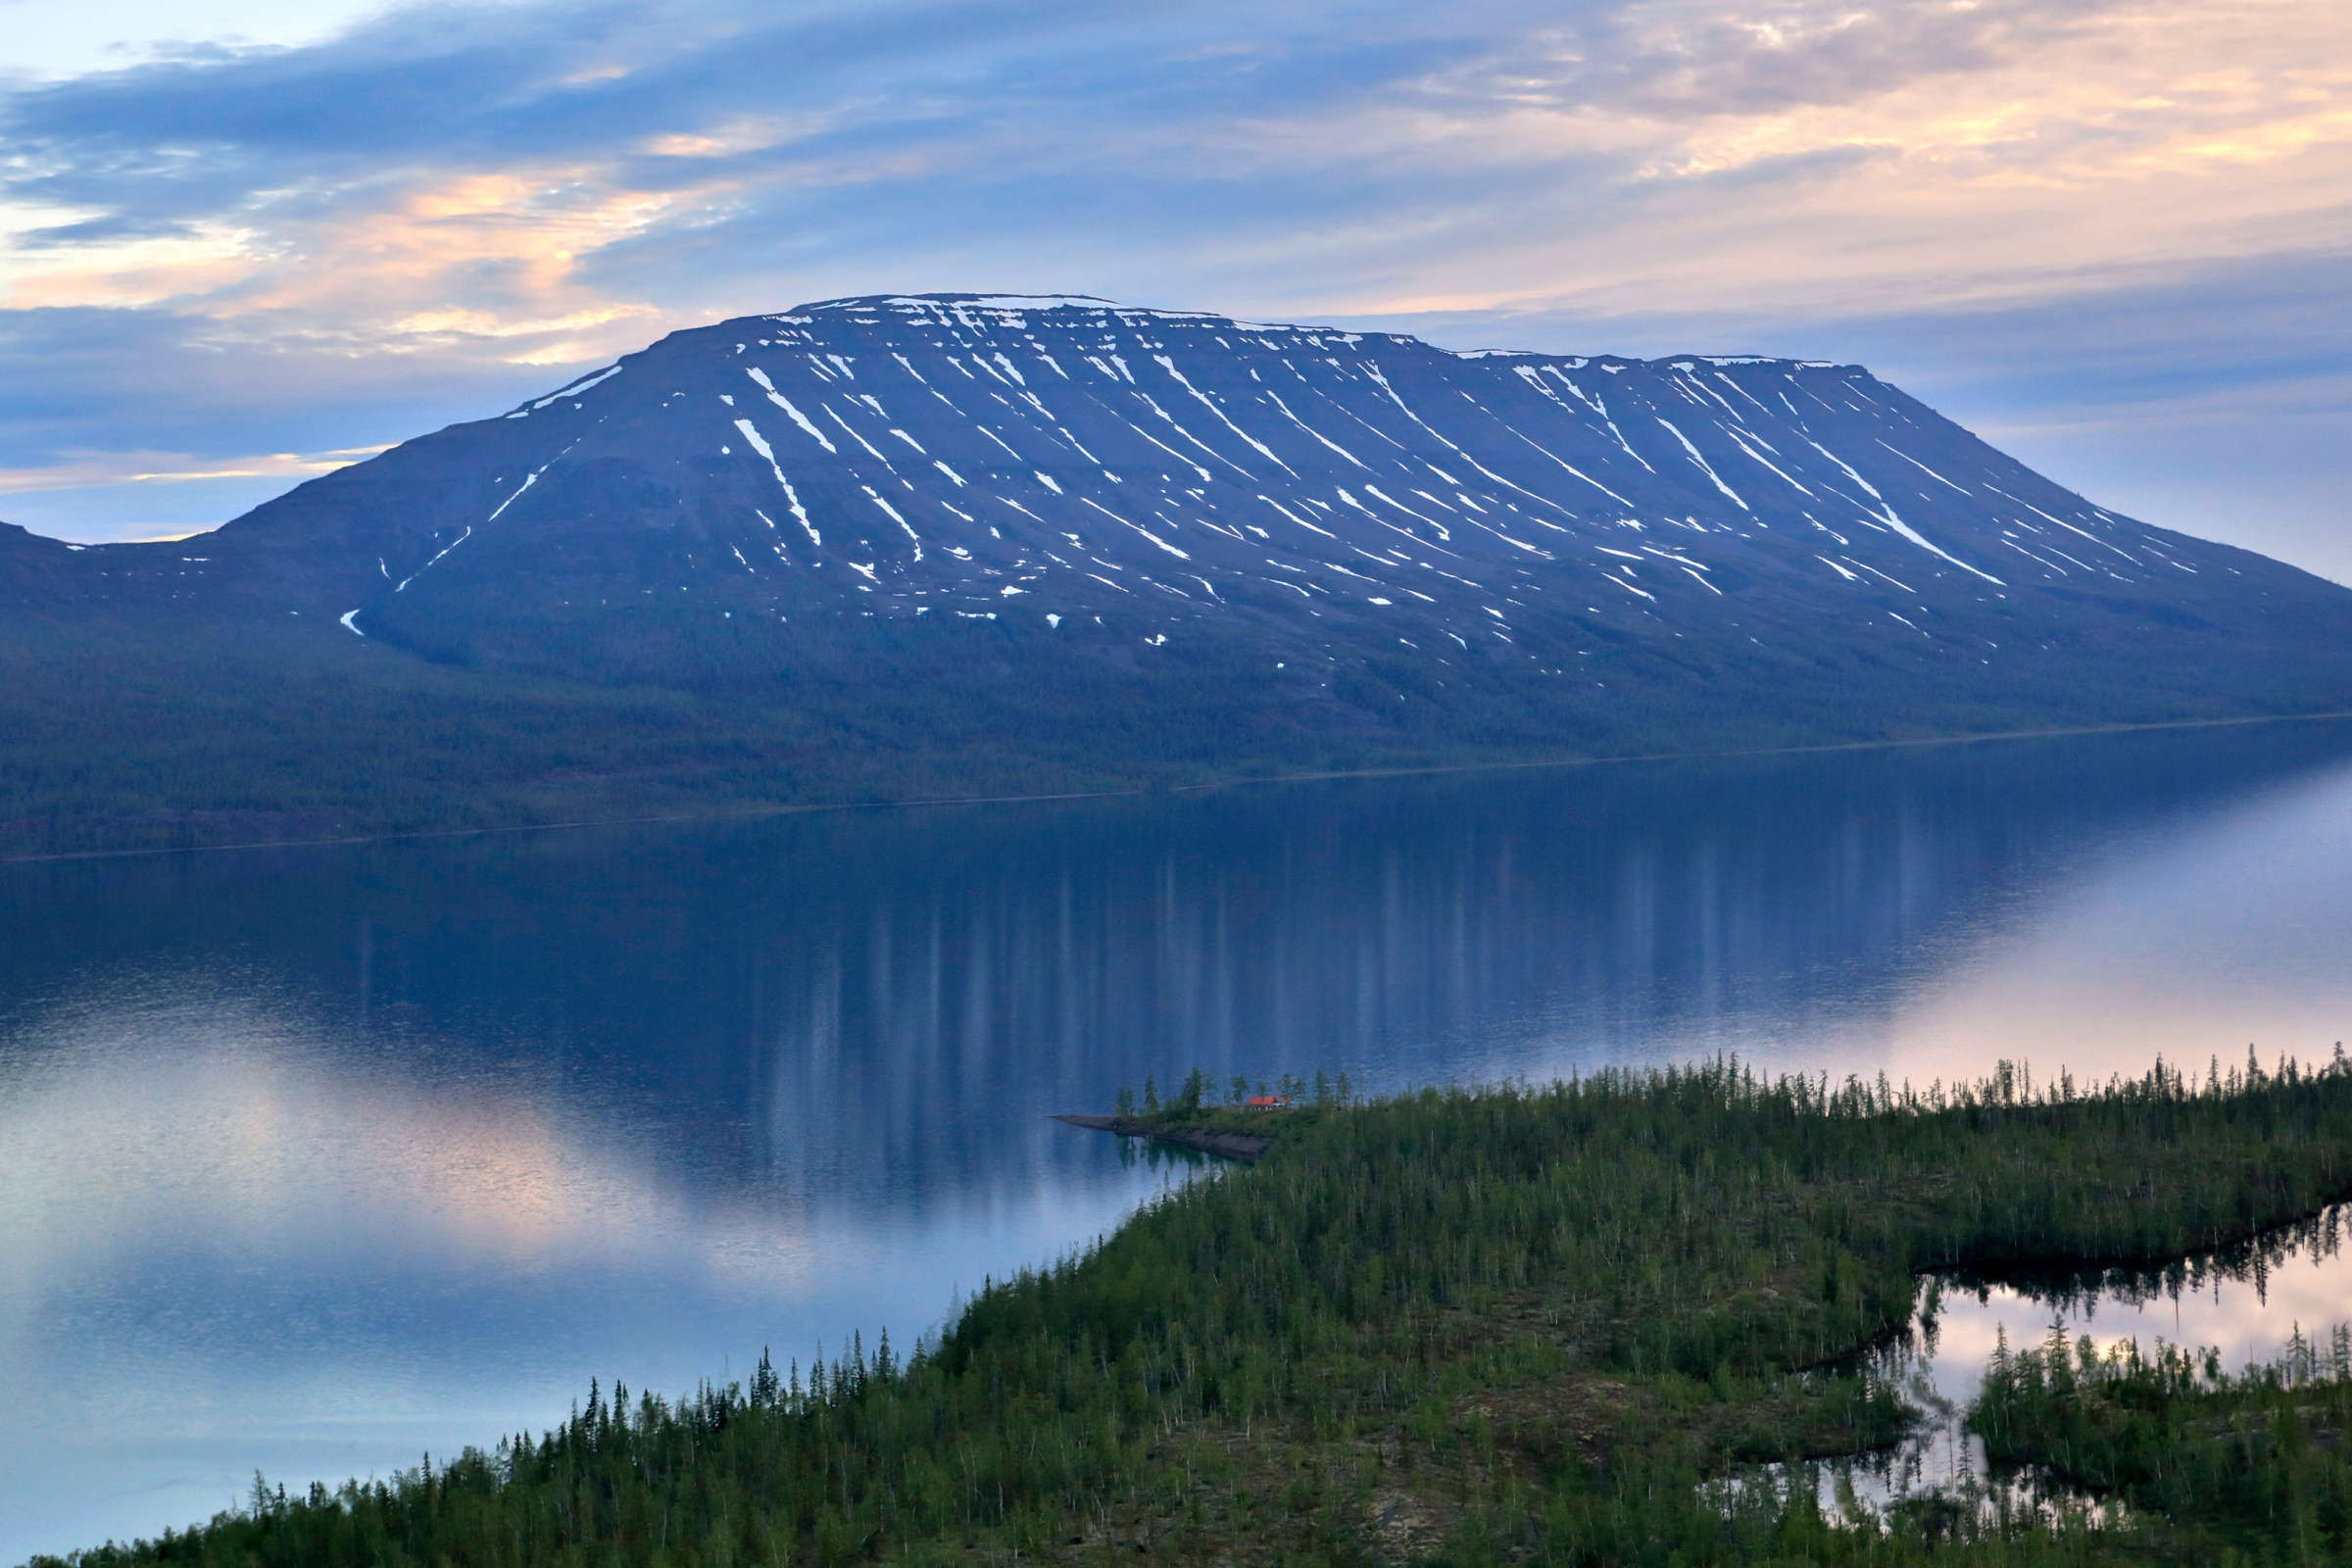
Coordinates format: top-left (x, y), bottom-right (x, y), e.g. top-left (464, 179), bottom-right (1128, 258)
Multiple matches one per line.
top-left (9, 719), bottom-right (2352, 1561)
top-left (1759, 1205), bottom-right (2352, 1522)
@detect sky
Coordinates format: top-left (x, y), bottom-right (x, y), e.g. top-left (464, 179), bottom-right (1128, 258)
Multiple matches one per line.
top-left (1, 0), bottom-right (2346, 578)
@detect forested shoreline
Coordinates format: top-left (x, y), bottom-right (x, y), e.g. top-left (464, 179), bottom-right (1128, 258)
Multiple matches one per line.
top-left (33, 1054), bottom-right (2352, 1567)
top-left (10, 608), bottom-right (2351, 860)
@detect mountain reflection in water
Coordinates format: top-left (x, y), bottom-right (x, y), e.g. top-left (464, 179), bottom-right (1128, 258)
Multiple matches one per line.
top-left (6, 719), bottom-right (2352, 1560)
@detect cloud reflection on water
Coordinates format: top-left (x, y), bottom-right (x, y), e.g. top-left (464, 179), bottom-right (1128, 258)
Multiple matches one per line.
top-left (7, 722), bottom-right (2352, 1557)
top-left (1878, 756), bottom-right (2352, 1091)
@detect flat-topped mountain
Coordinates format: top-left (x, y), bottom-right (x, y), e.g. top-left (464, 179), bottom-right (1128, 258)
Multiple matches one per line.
top-left (31, 293), bottom-right (2346, 662)
top-left (8, 293), bottom-right (2352, 853)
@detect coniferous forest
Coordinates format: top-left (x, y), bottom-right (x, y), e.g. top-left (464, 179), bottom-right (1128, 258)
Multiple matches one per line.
top-left (10, 602), bottom-right (2350, 859)
top-left (35, 1054), bottom-right (2352, 1567)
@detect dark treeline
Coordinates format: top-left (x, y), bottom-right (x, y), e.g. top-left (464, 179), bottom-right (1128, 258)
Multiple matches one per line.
top-left (33, 1053), bottom-right (2352, 1567)
top-left (9, 595), bottom-right (2345, 857)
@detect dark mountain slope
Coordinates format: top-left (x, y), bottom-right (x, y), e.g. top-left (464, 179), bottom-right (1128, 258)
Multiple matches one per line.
top-left (1, 521), bottom-right (102, 608)
top-left (8, 294), bottom-right (2351, 854)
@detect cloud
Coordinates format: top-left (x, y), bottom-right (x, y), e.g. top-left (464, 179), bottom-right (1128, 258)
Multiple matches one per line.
top-left (0, 305), bottom-right (558, 454)
top-left (0, 305), bottom-right (561, 538)
top-left (0, 0), bottom-right (397, 83)
top-left (0, 0), bottom-right (2344, 564)
top-left (0, 425), bottom-right (388, 545)
top-left (0, 445), bottom-right (386, 496)
top-left (11, 0), bottom-right (2336, 321)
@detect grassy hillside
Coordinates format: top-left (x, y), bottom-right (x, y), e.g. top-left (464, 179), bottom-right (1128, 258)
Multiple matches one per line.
top-left (35, 1054), bottom-right (2352, 1566)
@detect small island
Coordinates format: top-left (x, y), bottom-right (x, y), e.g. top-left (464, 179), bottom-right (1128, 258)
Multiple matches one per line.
top-left (1054, 1067), bottom-right (1340, 1160)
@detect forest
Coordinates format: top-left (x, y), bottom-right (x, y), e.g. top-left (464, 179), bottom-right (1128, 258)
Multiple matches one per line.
top-left (9, 597), bottom-right (2346, 860)
top-left (30, 1053), bottom-right (2352, 1567)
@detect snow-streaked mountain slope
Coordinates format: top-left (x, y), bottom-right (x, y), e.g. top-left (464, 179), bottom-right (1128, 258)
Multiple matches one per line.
top-left (23, 293), bottom-right (2352, 724)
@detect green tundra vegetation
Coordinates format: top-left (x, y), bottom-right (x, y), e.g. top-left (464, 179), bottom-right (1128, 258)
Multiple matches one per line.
top-left (33, 1054), bottom-right (2352, 1568)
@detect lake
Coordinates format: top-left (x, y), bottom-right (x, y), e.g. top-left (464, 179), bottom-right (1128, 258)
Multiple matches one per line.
top-left (8, 718), bottom-right (2352, 1562)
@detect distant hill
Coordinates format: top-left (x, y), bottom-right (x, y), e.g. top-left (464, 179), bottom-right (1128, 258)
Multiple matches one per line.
top-left (8, 293), bottom-right (2351, 855)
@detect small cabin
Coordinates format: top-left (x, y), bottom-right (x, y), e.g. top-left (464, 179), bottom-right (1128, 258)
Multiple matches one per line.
top-left (1246, 1094), bottom-right (1291, 1109)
